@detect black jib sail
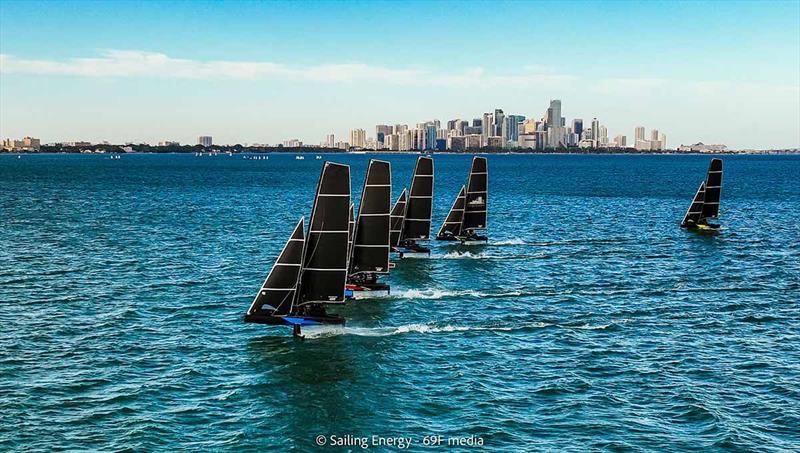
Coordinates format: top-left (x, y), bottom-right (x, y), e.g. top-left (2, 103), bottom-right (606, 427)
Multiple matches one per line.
top-left (350, 160), bottom-right (392, 275)
top-left (296, 162), bottom-right (351, 305)
top-left (245, 217), bottom-right (305, 319)
top-left (462, 156), bottom-right (488, 231)
top-left (436, 185), bottom-right (466, 239)
top-left (389, 189), bottom-right (408, 247)
top-left (701, 158), bottom-right (723, 221)
top-left (681, 182), bottom-right (706, 227)
top-left (401, 156), bottom-right (434, 241)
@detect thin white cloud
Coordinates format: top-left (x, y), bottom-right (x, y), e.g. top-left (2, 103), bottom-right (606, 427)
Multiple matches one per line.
top-left (0, 50), bottom-right (574, 87)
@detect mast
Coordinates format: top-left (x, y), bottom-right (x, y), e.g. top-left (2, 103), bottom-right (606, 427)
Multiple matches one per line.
top-left (350, 160), bottom-right (392, 275)
top-left (437, 185), bottom-right (466, 239)
top-left (295, 162), bottom-right (351, 306)
top-left (389, 189), bottom-right (408, 247)
top-left (462, 156), bottom-right (487, 231)
top-left (681, 182), bottom-right (705, 227)
top-left (245, 217), bottom-right (305, 318)
top-left (401, 156), bottom-right (434, 241)
top-left (700, 158), bottom-right (723, 221)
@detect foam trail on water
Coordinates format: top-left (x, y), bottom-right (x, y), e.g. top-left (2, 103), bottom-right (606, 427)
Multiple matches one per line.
top-left (492, 238), bottom-right (526, 246)
top-left (434, 251), bottom-right (547, 260)
top-left (302, 322), bottom-right (552, 339)
top-left (377, 288), bottom-right (528, 300)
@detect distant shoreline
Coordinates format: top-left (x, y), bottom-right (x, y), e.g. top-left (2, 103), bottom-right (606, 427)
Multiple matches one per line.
top-left (2, 144), bottom-right (798, 156)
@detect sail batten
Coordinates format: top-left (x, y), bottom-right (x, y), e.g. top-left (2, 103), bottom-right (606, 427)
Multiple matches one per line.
top-left (401, 157), bottom-right (434, 241)
top-left (295, 162), bottom-right (351, 306)
top-left (350, 160), bottom-right (392, 275)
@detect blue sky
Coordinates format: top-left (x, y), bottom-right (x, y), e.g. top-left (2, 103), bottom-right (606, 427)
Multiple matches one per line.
top-left (1, 0), bottom-right (798, 148)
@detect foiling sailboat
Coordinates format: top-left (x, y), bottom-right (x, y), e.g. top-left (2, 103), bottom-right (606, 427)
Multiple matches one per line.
top-left (392, 156), bottom-right (434, 257)
top-left (437, 156), bottom-right (488, 243)
top-left (345, 160), bottom-right (392, 298)
top-left (680, 158), bottom-right (723, 231)
top-left (244, 162), bottom-right (351, 336)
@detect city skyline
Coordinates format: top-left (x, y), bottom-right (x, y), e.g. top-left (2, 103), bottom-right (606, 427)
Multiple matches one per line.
top-left (1, 1), bottom-right (799, 149)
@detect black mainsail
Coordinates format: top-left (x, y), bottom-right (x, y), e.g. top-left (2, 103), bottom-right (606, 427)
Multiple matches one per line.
top-left (701, 158), bottom-right (723, 221)
top-left (681, 158), bottom-right (723, 229)
top-left (245, 217), bottom-right (305, 320)
top-left (436, 185), bottom-right (466, 239)
top-left (400, 156), bottom-right (434, 242)
top-left (296, 162), bottom-right (351, 306)
top-left (350, 159), bottom-right (391, 275)
top-left (462, 156), bottom-right (488, 231)
top-left (389, 189), bottom-right (408, 247)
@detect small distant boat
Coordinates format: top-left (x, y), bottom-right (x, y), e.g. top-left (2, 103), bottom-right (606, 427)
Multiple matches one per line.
top-left (393, 156), bottom-right (434, 257)
top-left (316, 155), bottom-right (322, 160)
top-left (681, 158), bottom-right (723, 231)
top-left (345, 160), bottom-right (392, 299)
top-left (244, 162), bottom-right (351, 337)
top-left (436, 156), bottom-right (488, 243)
top-left (295, 155), bottom-right (305, 160)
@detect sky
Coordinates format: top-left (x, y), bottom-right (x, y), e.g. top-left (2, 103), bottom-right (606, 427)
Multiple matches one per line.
top-left (1, 0), bottom-right (799, 149)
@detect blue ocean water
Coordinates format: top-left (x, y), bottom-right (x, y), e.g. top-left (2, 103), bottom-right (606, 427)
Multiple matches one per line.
top-left (1, 153), bottom-right (799, 451)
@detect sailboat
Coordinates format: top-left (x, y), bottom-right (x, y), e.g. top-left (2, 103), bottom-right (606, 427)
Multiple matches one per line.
top-left (436, 156), bottom-right (488, 242)
top-left (345, 160), bottom-right (392, 298)
top-left (680, 158), bottom-right (723, 231)
top-left (393, 156), bottom-right (434, 257)
top-left (244, 162), bottom-right (351, 336)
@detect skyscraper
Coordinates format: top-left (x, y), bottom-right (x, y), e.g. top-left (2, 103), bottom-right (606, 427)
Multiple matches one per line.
top-left (425, 124), bottom-right (437, 150)
top-left (572, 119), bottom-right (583, 138)
top-left (591, 118), bottom-right (600, 147)
top-left (375, 125), bottom-right (392, 147)
top-left (198, 136), bottom-right (212, 147)
top-left (482, 112), bottom-right (492, 146)
top-left (325, 134), bottom-right (335, 148)
top-left (635, 126), bottom-right (645, 142)
top-left (493, 109), bottom-right (505, 137)
top-left (349, 129), bottom-right (367, 149)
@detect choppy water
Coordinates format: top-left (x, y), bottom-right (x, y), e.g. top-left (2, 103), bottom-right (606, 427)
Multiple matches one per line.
top-left (1, 153), bottom-right (799, 451)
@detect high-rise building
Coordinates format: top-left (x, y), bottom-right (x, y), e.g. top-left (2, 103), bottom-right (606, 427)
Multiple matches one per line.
top-left (198, 136), bottom-right (212, 147)
top-left (425, 124), bottom-right (437, 150)
top-left (658, 133), bottom-right (667, 150)
top-left (375, 125), bottom-right (392, 147)
top-left (324, 134), bottom-right (335, 148)
top-left (545, 100), bottom-right (566, 148)
top-left (349, 129), bottom-right (367, 149)
top-left (614, 135), bottom-right (627, 147)
top-left (635, 126), bottom-right (645, 142)
top-left (493, 109), bottom-right (505, 137)
top-left (572, 119), bottom-right (583, 138)
top-left (590, 118), bottom-right (600, 147)
top-left (481, 112), bottom-right (492, 145)
top-left (472, 118), bottom-right (482, 128)
top-left (650, 129), bottom-right (659, 142)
